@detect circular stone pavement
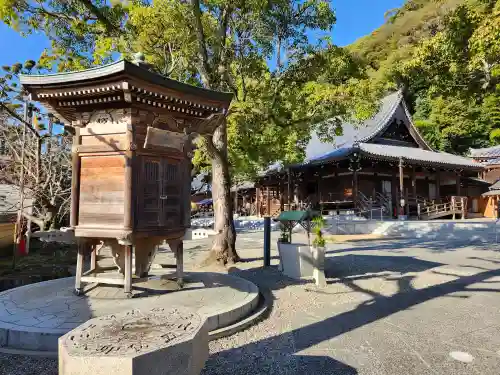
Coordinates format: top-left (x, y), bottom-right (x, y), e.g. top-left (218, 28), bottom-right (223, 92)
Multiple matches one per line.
top-left (0, 272), bottom-right (259, 355)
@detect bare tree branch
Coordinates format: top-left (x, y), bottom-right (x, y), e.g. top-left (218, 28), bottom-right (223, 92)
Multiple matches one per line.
top-left (190, 0), bottom-right (212, 88)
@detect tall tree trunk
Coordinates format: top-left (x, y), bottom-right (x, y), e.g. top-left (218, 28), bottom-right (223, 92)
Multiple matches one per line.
top-left (205, 119), bottom-right (239, 265)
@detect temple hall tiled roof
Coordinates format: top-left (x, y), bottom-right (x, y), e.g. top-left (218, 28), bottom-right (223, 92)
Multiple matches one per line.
top-left (470, 145), bottom-right (500, 159)
top-left (359, 143), bottom-right (482, 169)
top-left (307, 142), bottom-right (483, 170)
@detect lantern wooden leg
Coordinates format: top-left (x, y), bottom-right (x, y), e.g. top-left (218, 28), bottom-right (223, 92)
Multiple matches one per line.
top-left (167, 239), bottom-right (184, 288)
top-left (74, 241), bottom-right (84, 296)
top-left (90, 245), bottom-right (97, 277)
top-left (124, 245), bottom-right (133, 297)
top-left (176, 241), bottom-right (184, 287)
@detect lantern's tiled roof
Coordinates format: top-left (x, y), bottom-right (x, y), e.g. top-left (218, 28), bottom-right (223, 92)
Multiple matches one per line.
top-left (20, 59), bottom-right (233, 103)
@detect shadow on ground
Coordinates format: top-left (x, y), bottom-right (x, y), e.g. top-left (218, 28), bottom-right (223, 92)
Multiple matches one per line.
top-left (326, 237), bottom-right (497, 255)
top-left (218, 253), bottom-right (500, 374)
top-left (325, 254), bottom-right (443, 279)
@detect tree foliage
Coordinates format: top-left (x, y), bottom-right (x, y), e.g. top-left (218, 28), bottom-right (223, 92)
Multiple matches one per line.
top-left (349, 0), bottom-right (500, 154)
top-left (1, 0), bottom-right (361, 264)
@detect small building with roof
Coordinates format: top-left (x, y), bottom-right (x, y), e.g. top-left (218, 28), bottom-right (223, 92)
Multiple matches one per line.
top-left (470, 145), bottom-right (500, 218)
top-left (470, 145), bottom-right (500, 183)
top-left (256, 91), bottom-right (485, 219)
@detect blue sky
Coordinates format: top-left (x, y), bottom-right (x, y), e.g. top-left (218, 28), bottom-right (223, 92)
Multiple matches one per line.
top-left (0, 0), bottom-right (404, 67)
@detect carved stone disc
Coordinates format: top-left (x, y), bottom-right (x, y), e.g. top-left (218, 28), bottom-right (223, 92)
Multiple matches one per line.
top-left (61, 308), bottom-right (203, 356)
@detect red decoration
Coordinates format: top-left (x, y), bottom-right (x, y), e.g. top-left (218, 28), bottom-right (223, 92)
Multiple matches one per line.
top-left (18, 238), bottom-right (27, 256)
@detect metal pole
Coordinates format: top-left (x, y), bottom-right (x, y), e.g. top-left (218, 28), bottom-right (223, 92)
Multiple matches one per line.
top-left (263, 216), bottom-right (271, 267)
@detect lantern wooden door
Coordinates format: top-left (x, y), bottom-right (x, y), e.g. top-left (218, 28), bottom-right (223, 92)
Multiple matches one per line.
top-left (160, 159), bottom-right (182, 228)
top-left (140, 157), bottom-right (162, 228)
top-left (137, 156), bottom-right (182, 229)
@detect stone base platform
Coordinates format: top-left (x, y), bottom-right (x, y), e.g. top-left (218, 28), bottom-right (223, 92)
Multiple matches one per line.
top-left (0, 272), bottom-right (260, 356)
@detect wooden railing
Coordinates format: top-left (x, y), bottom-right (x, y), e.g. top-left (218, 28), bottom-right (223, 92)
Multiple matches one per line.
top-left (419, 196), bottom-right (467, 220)
top-left (375, 192), bottom-right (392, 214)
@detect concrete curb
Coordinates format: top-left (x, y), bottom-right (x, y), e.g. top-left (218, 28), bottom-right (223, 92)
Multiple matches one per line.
top-left (0, 346), bottom-right (58, 358)
top-left (0, 292), bottom-right (271, 358)
top-left (209, 291), bottom-right (271, 340)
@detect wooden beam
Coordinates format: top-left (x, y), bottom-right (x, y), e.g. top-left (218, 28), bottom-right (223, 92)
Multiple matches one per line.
top-left (411, 166), bottom-right (417, 198)
top-left (256, 187), bottom-right (261, 217)
top-left (399, 157), bottom-right (404, 215)
top-left (279, 181), bottom-right (284, 212)
top-left (436, 169), bottom-right (441, 199)
top-left (287, 169), bottom-right (292, 210)
top-left (392, 170), bottom-right (397, 218)
top-left (266, 186), bottom-right (271, 216)
top-left (353, 171), bottom-right (358, 203)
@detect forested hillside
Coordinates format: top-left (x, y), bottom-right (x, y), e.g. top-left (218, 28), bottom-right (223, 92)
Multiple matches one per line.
top-left (347, 0), bottom-right (500, 155)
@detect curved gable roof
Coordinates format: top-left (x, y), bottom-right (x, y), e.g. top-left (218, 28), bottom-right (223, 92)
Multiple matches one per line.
top-left (305, 91), bottom-right (431, 163)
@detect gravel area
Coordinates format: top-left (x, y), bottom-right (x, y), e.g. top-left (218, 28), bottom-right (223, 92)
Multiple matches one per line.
top-left (3, 234), bottom-right (500, 374)
top-left (0, 354), bottom-right (57, 375)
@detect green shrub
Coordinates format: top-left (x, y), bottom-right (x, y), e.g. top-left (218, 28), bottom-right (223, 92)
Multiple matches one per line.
top-left (312, 216), bottom-right (326, 248)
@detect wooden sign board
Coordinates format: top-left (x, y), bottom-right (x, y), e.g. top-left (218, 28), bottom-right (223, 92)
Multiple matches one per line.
top-left (144, 127), bottom-right (188, 152)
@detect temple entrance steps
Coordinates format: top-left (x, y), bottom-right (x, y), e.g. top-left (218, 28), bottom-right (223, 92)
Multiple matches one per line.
top-left (375, 192), bottom-right (392, 214)
top-left (419, 197), bottom-right (467, 220)
top-left (355, 192), bottom-right (391, 220)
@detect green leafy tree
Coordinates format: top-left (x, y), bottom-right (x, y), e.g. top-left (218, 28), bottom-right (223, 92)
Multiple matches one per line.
top-left (2, 0), bottom-right (352, 265)
top-left (349, 0), bottom-right (500, 155)
top-left (96, 0), bottom-right (342, 264)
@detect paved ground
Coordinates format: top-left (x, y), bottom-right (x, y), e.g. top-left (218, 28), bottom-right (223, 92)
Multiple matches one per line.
top-left (2, 232), bottom-right (500, 374)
